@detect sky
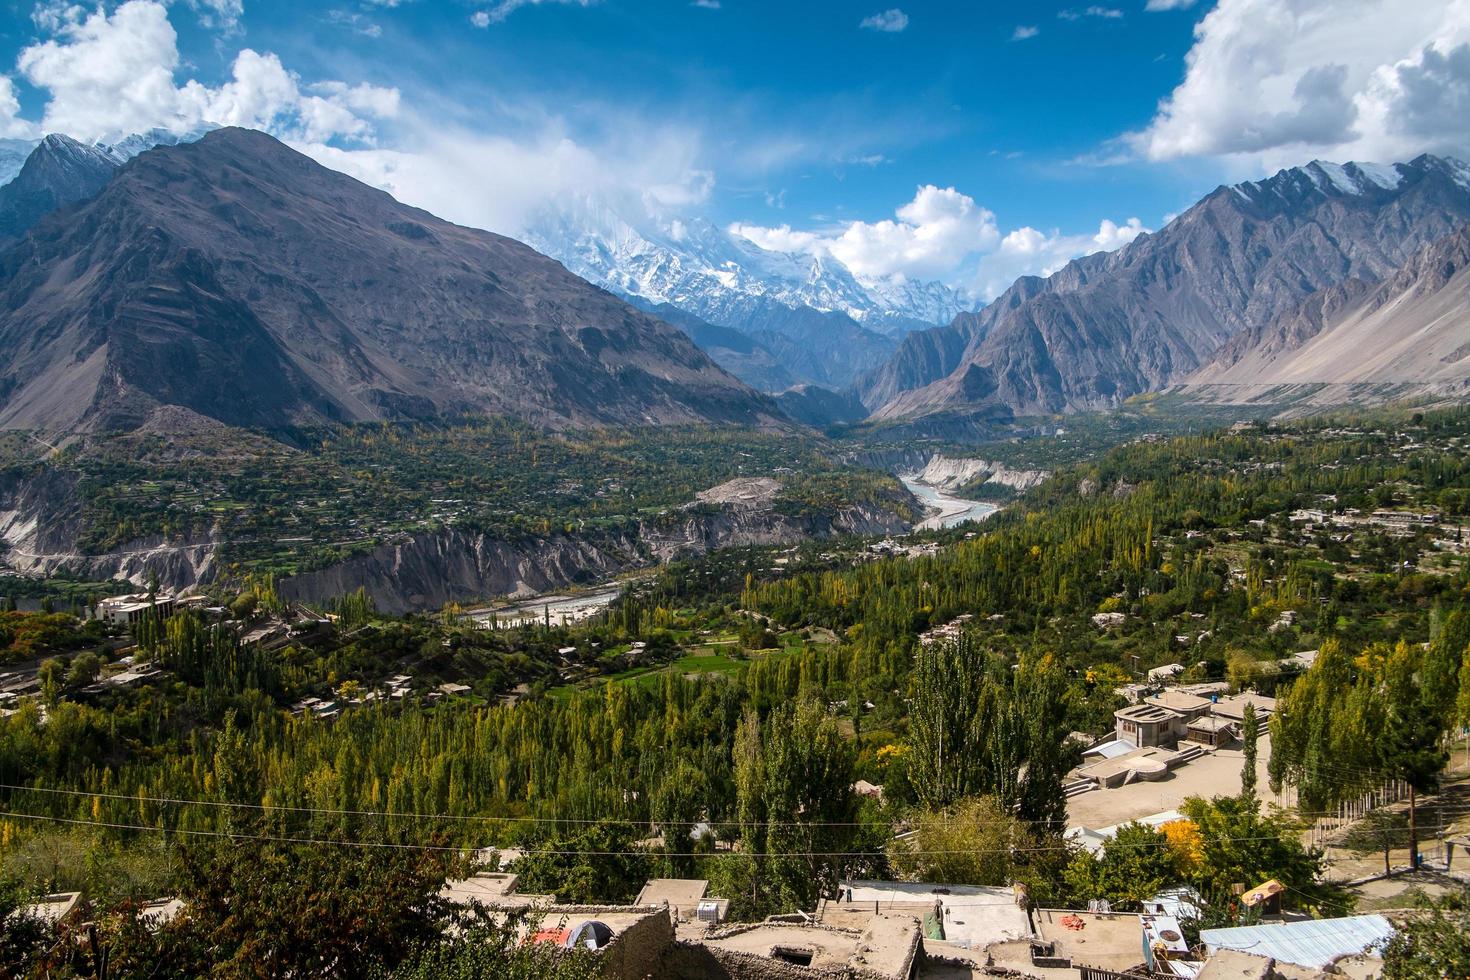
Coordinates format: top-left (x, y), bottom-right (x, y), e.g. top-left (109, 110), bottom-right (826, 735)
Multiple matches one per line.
top-left (0, 0), bottom-right (1467, 299)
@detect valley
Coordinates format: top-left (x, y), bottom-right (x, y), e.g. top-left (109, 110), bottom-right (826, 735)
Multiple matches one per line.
top-left (0, 63), bottom-right (1465, 976)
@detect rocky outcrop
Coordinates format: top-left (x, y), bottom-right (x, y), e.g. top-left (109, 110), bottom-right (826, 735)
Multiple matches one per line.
top-left (275, 530), bottom-right (643, 614)
top-left (0, 466), bottom-right (224, 588)
top-left (909, 454), bottom-right (1047, 494)
top-left (0, 134), bottom-right (118, 242)
top-left (2, 470), bottom-right (914, 614)
top-left (1186, 222), bottom-right (1470, 391)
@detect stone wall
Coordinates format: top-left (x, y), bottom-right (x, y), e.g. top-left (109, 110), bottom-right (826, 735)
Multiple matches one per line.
top-left (598, 908), bottom-right (675, 980)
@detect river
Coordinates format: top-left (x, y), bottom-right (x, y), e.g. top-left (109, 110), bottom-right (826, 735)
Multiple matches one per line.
top-left (467, 582), bottom-right (626, 630)
top-left (470, 479), bottom-right (993, 628)
top-left (901, 476), bottom-right (1001, 531)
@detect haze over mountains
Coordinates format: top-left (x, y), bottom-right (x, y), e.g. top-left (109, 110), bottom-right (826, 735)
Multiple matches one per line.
top-left (0, 124), bottom-right (1467, 437)
top-left (0, 129), bottom-right (776, 434)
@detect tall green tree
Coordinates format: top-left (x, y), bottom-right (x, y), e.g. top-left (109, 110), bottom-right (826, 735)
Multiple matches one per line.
top-left (1063, 822), bottom-right (1178, 910)
top-left (732, 698), bottom-right (856, 916)
top-left (905, 636), bottom-right (989, 808)
top-left (1379, 665), bottom-right (1449, 870)
top-left (1240, 702), bottom-right (1259, 803)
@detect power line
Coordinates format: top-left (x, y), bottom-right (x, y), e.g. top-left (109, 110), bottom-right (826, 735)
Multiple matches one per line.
top-left (0, 808), bottom-right (1310, 859)
top-left (0, 783), bottom-right (1067, 828)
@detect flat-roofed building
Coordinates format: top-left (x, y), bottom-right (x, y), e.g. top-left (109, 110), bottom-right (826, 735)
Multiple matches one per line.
top-left (1115, 703), bottom-right (1181, 748)
top-left (1143, 690), bottom-right (1214, 722)
top-left (669, 913), bottom-right (921, 980)
top-left (96, 593), bottom-right (176, 627)
top-left (635, 879), bottom-right (711, 921)
top-left (1211, 692), bottom-right (1277, 724)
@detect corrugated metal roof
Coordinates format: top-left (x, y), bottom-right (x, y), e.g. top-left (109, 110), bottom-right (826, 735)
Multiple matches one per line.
top-left (1200, 915), bottom-right (1394, 969)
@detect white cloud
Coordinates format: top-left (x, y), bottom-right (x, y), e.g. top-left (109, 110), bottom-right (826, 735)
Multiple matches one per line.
top-left (14, 0), bottom-right (397, 144)
top-left (328, 10), bottom-right (385, 38)
top-left (186, 0), bottom-right (244, 31)
top-left (301, 119), bottom-right (713, 242)
top-left (732, 186), bottom-right (997, 283)
top-left (1012, 25), bottom-right (1040, 40)
top-left (691, 0), bottom-right (721, 7)
top-left (860, 8), bottom-right (908, 32)
top-left (731, 188), bottom-right (1147, 299)
top-left (1134, 0), bottom-right (1470, 165)
top-left (471, 0), bottom-right (596, 26)
top-left (1059, 6), bottom-right (1123, 20)
top-left (970, 217), bottom-right (1147, 298)
top-left (1145, 0), bottom-right (1198, 9)
top-left (0, 76), bottom-right (35, 139)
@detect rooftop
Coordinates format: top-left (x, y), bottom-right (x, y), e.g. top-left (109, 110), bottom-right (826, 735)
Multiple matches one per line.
top-left (825, 880), bottom-right (1032, 949)
top-left (1188, 716), bottom-right (1238, 733)
top-left (634, 878), bottom-right (708, 915)
top-left (1033, 908), bottom-right (1146, 972)
top-left (1116, 703), bottom-right (1177, 724)
top-left (1144, 690), bottom-right (1214, 715)
top-left (1200, 914), bottom-right (1393, 970)
top-left (440, 871), bottom-right (555, 909)
top-left (699, 913), bottom-right (920, 980)
top-left (1212, 693), bottom-right (1278, 721)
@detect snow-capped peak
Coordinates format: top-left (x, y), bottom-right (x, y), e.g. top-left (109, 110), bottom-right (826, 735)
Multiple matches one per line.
top-left (1227, 154), bottom-right (1470, 206)
top-left (521, 199), bottom-right (972, 336)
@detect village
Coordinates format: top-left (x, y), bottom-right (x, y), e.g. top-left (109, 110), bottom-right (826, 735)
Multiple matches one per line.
top-left (7, 588), bottom-right (1462, 978)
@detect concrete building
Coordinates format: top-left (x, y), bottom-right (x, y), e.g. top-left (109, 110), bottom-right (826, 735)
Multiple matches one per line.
top-left (1186, 715), bottom-right (1239, 748)
top-left (1143, 690), bottom-right (1214, 723)
top-left (1114, 703), bottom-right (1183, 748)
top-left (820, 881), bottom-right (1032, 950)
top-left (1212, 692), bottom-right (1277, 724)
top-left (96, 593), bottom-right (176, 627)
top-left (664, 913), bottom-right (922, 979)
top-left (636, 879), bottom-right (727, 924)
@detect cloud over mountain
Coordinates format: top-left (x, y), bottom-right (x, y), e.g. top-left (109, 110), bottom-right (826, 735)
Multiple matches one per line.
top-left (1136, 0), bottom-right (1470, 166)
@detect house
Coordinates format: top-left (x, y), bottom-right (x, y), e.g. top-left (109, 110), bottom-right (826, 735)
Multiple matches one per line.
top-left (1147, 662), bottom-right (1185, 682)
top-left (820, 881), bottom-right (1031, 950)
top-left (635, 879), bottom-right (721, 923)
top-left (676, 913), bottom-right (921, 979)
top-left (1029, 909), bottom-right (1145, 973)
top-left (1143, 690), bottom-right (1214, 723)
top-left (96, 593), bottom-right (177, 627)
top-left (1115, 703), bottom-right (1182, 748)
top-left (1200, 914), bottom-right (1394, 971)
top-left (1186, 714), bottom-right (1238, 748)
top-left (1212, 692), bottom-right (1277, 724)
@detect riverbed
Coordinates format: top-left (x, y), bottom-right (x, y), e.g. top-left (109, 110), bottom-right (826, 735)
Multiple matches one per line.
top-left (467, 582), bottom-right (625, 629)
top-left (470, 480), bottom-right (993, 627)
top-left (901, 476), bottom-right (1000, 531)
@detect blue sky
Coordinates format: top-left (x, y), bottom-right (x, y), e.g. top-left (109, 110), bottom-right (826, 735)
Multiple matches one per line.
top-left (0, 0), bottom-right (1466, 297)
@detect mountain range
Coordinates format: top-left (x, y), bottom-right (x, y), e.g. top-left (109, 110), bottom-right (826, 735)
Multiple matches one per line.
top-left (522, 199), bottom-right (970, 391)
top-left (860, 156), bottom-right (1470, 421)
top-left (0, 123), bottom-right (1466, 438)
top-left (0, 128), bottom-right (777, 434)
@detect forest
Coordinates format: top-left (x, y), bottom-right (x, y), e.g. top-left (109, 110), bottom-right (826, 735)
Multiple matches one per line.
top-left (0, 407), bottom-right (1467, 974)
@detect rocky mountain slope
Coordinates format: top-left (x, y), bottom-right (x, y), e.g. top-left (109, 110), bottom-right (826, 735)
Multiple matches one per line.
top-left (522, 199), bottom-right (955, 389)
top-left (0, 134), bottom-right (119, 241)
top-left (862, 155), bottom-right (1470, 419)
top-left (1, 463), bottom-right (914, 613)
top-left (0, 128), bottom-right (779, 434)
top-left (1183, 222), bottom-right (1470, 399)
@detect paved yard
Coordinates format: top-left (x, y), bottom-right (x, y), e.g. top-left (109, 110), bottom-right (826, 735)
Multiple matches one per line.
top-left (1067, 737), bottom-right (1276, 830)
